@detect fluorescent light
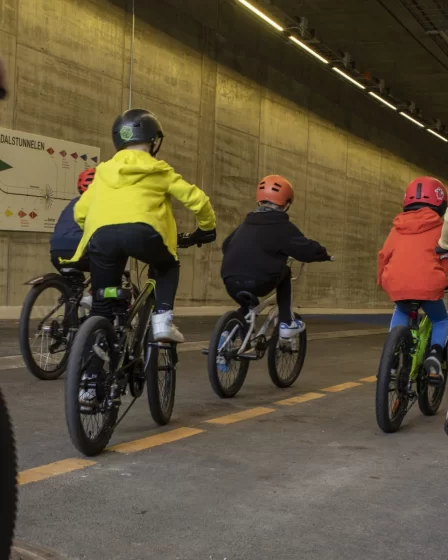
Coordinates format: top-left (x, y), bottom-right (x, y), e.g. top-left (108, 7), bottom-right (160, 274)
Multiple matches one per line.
top-left (399, 112), bottom-right (425, 128)
top-left (427, 129), bottom-right (448, 142)
top-left (237, 0), bottom-right (284, 32)
top-left (368, 91), bottom-right (397, 110)
top-left (289, 36), bottom-right (329, 64)
top-left (332, 67), bottom-right (365, 90)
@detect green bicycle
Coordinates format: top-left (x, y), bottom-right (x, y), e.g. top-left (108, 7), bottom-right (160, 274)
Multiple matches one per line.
top-left (376, 301), bottom-right (447, 433)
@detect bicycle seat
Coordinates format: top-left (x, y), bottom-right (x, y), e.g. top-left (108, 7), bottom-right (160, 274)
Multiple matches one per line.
top-left (60, 268), bottom-right (85, 280)
top-left (96, 286), bottom-right (132, 301)
top-left (236, 291), bottom-right (260, 309)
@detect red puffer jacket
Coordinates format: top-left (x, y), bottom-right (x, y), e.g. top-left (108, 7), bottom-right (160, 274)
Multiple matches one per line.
top-left (378, 207), bottom-right (448, 301)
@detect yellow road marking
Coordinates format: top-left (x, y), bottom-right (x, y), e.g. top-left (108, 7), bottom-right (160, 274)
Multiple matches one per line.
top-left (19, 458), bottom-right (96, 486)
top-left (359, 376), bottom-right (377, 383)
top-left (205, 407), bottom-right (275, 425)
top-left (322, 382), bottom-right (362, 392)
top-left (109, 427), bottom-right (204, 453)
top-left (275, 392), bottom-right (326, 406)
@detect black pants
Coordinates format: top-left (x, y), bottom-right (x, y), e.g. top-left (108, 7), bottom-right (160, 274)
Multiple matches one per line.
top-left (50, 250), bottom-right (90, 273)
top-left (225, 266), bottom-right (292, 324)
top-left (89, 223), bottom-right (179, 318)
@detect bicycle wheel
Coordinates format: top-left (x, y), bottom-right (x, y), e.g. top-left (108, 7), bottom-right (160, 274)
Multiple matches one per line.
top-left (267, 313), bottom-right (307, 388)
top-left (418, 347), bottom-right (447, 416)
top-left (208, 311), bottom-right (250, 398)
top-left (376, 326), bottom-right (413, 433)
top-left (146, 341), bottom-right (177, 426)
top-left (19, 277), bottom-right (74, 380)
top-left (0, 388), bottom-right (17, 559)
top-left (65, 316), bottom-right (118, 456)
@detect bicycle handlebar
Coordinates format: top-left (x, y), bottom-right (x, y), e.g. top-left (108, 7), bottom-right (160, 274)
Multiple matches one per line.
top-left (177, 231), bottom-right (216, 249)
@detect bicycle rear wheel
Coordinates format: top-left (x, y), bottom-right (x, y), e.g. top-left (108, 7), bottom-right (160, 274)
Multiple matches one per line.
top-left (267, 313), bottom-right (307, 388)
top-left (65, 316), bottom-right (118, 456)
top-left (376, 326), bottom-right (413, 433)
top-left (146, 341), bottom-right (177, 426)
top-left (208, 311), bottom-right (250, 398)
top-left (19, 277), bottom-right (74, 380)
top-left (0, 388), bottom-right (17, 559)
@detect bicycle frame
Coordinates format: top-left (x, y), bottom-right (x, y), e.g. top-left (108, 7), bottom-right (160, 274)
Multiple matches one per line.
top-left (220, 261), bottom-right (306, 356)
top-left (410, 314), bottom-right (432, 381)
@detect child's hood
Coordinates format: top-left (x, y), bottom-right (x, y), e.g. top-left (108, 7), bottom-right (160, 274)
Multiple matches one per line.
top-left (393, 208), bottom-right (443, 235)
top-left (244, 210), bottom-right (290, 225)
top-left (95, 150), bottom-right (170, 189)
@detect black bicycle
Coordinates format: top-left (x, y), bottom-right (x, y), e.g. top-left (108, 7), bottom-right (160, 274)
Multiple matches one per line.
top-left (0, 388), bottom-right (18, 559)
top-left (65, 232), bottom-right (213, 456)
top-left (19, 269), bottom-right (136, 381)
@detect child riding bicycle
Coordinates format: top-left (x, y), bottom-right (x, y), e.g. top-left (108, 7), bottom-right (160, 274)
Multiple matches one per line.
top-left (221, 175), bottom-right (331, 339)
top-left (50, 168), bottom-right (96, 272)
top-left (65, 108), bottom-right (216, 343)
top-left (378, 176), bottom-right (448, 385)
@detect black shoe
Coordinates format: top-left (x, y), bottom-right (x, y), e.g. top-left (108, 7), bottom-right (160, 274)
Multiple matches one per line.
top-left (424, 345), bottom-right (445, 387)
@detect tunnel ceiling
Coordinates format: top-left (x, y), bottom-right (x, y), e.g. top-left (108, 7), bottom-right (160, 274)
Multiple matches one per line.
top-left (272, 0), bottom-right (448, 125)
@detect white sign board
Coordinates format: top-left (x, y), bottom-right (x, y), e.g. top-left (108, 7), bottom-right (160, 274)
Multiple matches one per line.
top-left (0, 127), bottom-right (100, 232)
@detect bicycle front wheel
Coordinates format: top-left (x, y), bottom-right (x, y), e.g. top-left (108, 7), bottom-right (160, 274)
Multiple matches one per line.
top-left (376, 326), bottom-right (413, 433)
top-left (208, 311), bottom-right (250, 398)
top-left (146, 342), bottom-right (177, 426)
top-left (267, 313), bottom-right (307, 388)
top-left (19, 277), bottom-right (73, 380)
top-left (65, 316), bottom-right (118, 456)
top-left (0, 388), bottom-right (17, 560)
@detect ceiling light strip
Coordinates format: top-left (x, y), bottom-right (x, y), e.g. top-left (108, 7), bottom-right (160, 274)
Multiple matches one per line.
top-left (236, 0), bottom-right (283, 32)
top-left (399, 112), bottom-right (425, 128)
top-left (427, 129), bottom-right (448, 142)
top-left (289, 36), bottom-right (329, 64)
top-left (332, 67), bottom-right (365, 90)
top-left (368, 91), bottom-right (397, 110)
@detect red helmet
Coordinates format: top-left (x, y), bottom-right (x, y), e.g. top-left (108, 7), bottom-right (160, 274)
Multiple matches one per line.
top-left (256, 175), bottom-right (294, 206)
top-left (404, 177), bottom-right (447, 216)
top-left (77, 168), bottom-right (96, 195)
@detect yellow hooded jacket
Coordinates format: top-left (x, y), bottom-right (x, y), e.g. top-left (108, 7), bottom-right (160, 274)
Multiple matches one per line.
top-left (66, 150), bottom-right (216, 263)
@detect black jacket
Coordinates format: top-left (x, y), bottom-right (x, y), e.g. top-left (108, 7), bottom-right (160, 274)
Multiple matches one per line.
top-left (221, 210), bottom-right (329, 282)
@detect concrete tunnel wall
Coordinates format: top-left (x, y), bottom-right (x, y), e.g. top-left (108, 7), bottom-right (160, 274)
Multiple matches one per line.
top-left (1, 0), bottom-right (448, 311)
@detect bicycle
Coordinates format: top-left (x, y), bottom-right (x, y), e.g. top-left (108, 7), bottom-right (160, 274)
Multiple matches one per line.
top-left (19, 268), bottom-right (136, 381)
top-left (204, 259), bottom-right (310, 398)
top-left (65, 232), bottom-right (214, 456)
top-left (0, 387), bottom-right (18, 559)
top-left (376, 301), bottom-right (447, 433)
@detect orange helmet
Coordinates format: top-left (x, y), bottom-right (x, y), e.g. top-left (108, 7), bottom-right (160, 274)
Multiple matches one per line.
top-left (77, 168), bottom-right (96, 195)
top-left (256, 175), bottom-right (294, 206)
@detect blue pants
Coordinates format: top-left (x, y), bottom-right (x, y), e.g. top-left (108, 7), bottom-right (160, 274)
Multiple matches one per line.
top-left (390, 300), bottom-right (448, 348)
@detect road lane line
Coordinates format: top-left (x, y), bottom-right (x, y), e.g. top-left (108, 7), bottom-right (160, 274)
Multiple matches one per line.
top-left (322, 382), bottom-right (362, 392)
top-left (109, 427), bottom-right (205, 453)
top-left (360, 376), bottom-right (377, 383)
top-left (275, 392), bottom-right (326, 406)
top-left (19, 458), bottom-right (96, 486)
top-left (205, 407), bottom-right (275, 425)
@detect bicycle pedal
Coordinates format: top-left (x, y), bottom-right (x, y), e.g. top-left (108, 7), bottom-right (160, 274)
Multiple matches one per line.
top-left (93, 343), bottom-right (110, 362)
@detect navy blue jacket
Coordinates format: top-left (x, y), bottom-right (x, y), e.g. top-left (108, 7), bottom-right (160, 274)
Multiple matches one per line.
top-left (50, 197), bottom-right (83, 253)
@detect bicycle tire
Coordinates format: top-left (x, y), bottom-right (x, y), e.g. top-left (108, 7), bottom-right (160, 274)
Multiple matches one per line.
top-left (208, 310), bottom-right (250, 398)
top-left (65, 316), bottom-right (118, 456)
top-left (0, 388), bottom-right (18, 559)
top-left (146, 336), bottom-right (176, 426)
top-left (418, 347), bottom-right (448, 416)
top-left (267, 313), bottom-right (307, 388)
top-left (376, 326), bottom-right (413, 433)
top-left (19, 277), bottom-right (73, 380)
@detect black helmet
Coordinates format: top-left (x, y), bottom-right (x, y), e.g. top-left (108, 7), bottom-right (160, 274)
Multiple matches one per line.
top-left (112, 109), bottom-right (164, 155)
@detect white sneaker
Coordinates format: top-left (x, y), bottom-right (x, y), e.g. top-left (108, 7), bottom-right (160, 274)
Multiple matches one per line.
top-left (152, 311), bottom-right (185, 343)
top-left (279, 318), bottom-right (306, 339)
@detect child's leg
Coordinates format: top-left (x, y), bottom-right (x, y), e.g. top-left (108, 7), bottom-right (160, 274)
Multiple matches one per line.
top-left (276, 267), bottom-right (293, 325)
top-left (421, 300), bottom-right (448, 384)
top-left (421, 300), bottom-right (448, 348)
top-left (389, 301), bottom-right (412, 330)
